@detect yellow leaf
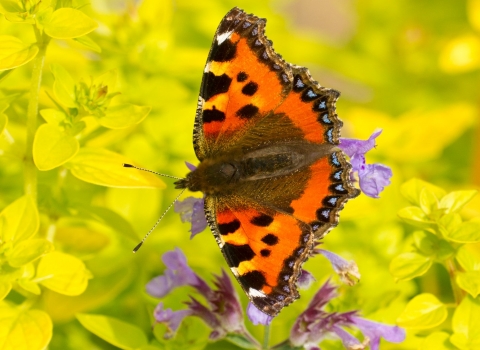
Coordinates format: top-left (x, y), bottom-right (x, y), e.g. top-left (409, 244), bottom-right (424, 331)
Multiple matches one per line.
top-left (0, 283), bottom-right (11, 300)
top-left (0, 35), bottom-right (38, 71)
top-left (0, 305), bottom-right (52, 350)
top-left (33, 124), bottom-right (79, 171)
top-left (36, 252), bottom-right (90, 296)
top-left (44, 8), bottom-right (98, 39)
top-left (397, 293), bottom-right (447, 329)
top-left (439, 34), bottom-right (480, 73)
top-left (67, 148), bottom-right (165, 188)
top-left (7, 239), bottom-right (53, 267)
top-left (346, 104), bottom-right (477, 163)
top-left (0, 195), bottom-right (39, 243)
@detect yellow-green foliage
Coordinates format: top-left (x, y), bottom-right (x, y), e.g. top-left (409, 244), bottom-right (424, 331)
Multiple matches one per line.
top-left (0, 0), bottom-right (479, 349)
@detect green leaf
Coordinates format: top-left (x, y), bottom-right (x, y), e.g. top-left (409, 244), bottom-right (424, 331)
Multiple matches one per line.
top-left (225, 334), bottom-right (259, 349)
top-left (414, 230), bottom-right (440, 256)
top-left (0, 305), bottom-right (52, 350)
top-left (39, 108), bottom-right (67, 125)
top-left (7, 239), bottom-right (54, 267)
top-left (397, 293), bottom-right (447, 329)
top-left (413, 231), bottom-right (455, 260)
top-left (438, 212), bottom-right (463, 237)
top-left (0, 0), bottom-right (23, 13)
top-left (76, 313), bottom-right (148, 349)
top-left (451, 295), bottom-right (480, 349)
top-left (0, 282), bottom-right (11, 300)
top-left (419, 187), bottom-right (439, 215)
top-left (50, 64), bottom-right (76, 108)
top-left (389, 252), bottom-right (432, 281)
top-left (44, 8), bottom-right (98, 39)
top-left (33, 123), bottom-right (79, 171)
top-left (456, 271), bottom-right (480, 298)
top-left (0, 195), bottom-right (39, 243)
top-left (444, 221), bottom-right (480, 243)
top-left (440, 190), bottom-right (478, 214)
top-left (17, 279), bottom-right (41, 295)
top-left (0, 69), bottom-right (13, 82)
top-left (398, 206), bottom-right (435, 229)
top-left (67, 148), bottom-right (165, 188)
top-left (99, 104), bottom-right (151, 129)
top-left (36, 251), bottom-right (91, 296)
top-left (456, 244), bottom-right (480, 271)
top-left (0, 35), bottom-right (39, 70)
top-left (0, 111), bottom-right (7, 135)
top-left (73, 35), bottom-right (101, 53)
top-left (401, 178), bottom-right (446, 206)
top-left (421, 332), bottom-right (456, 350)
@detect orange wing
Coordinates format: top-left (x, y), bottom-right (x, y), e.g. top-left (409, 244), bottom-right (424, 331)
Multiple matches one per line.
top-left (204, 196), bottom-right (314, 317)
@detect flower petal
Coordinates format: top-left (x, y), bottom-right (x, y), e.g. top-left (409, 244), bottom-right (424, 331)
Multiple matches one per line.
top-left (153, 302), bottom-right (192, 338)
top-left (190, 197), bottom-right (208, 238)
top-left (174, 196), bottom-right (208, 238)
top-left (358, 163), bottom-right (393, 199)
top-left (246, 303), bottom-right (273, 325)
top-left (351, 316), bottom-right (406, 350)
top-left (146, 248), bottom-right (212, 298)
top-left (318, 249), bottom-right (361, 285)
top-left (339, 128), bottom-right (382, 157)
top-left (297, 269), bottom-right (316, 289)
top-left (185, 161), bottom-right (197, 171)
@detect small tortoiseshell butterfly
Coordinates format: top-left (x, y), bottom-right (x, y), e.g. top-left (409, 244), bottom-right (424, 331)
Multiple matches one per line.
top-left (174, 7), bottom-right (359, 317)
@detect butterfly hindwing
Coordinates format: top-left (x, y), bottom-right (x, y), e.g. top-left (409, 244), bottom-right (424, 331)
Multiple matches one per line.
top-left (204, 196), bottom-right (315, 316)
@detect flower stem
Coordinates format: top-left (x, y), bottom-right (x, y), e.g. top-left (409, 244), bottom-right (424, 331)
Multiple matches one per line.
top-left (262, 324), bottom-right (270, 350)
top-left (25, 29), bottom-right (49, 202)
top-left (445, 259), bottom-right (464, 305)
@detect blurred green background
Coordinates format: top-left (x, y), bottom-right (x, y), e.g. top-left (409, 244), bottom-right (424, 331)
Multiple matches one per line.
top-left (1, 0), bottom-right (480, 349)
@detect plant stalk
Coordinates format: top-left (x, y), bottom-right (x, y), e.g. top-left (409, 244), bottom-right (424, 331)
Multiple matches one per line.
top-left (25, 30), bottom-right (49, 202)
top-left (262, 324), bottom-right (271, 350)
top-left (445, 259), bottom-right (464, 305)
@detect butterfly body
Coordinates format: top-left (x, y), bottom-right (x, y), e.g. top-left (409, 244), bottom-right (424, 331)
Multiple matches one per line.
top-left (176, 7), bottom-right (359, 317)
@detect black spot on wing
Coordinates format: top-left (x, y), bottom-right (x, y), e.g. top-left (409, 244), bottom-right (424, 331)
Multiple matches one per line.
top-left (236, 104), bottom-right (259, 119)
top-left (218, 219), bottom-right (241, 235)
top-left (237, 72), bottom-right (248, 82)
top-left (201, 72), bottom-right (232, 101)
top-left (250, 214), bottom-right (274, 227)
top-left (222, 243), bottom-right (255, 268)
top-left (210, 39), bottom-right (237, 62)
top-left (241, 82), bottom-right (258, 96)
top-left (202, 107), bottom-right (225, 123)
top-left (260, 249), bottom-right (271, 257)
top-left (239, 270), bottom-right (266, 290)
top-left (261, 233), bottom-right (278, 246)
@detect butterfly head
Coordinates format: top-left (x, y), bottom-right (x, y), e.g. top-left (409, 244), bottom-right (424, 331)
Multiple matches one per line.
top-left (174, 158), bottom-right (240, 194)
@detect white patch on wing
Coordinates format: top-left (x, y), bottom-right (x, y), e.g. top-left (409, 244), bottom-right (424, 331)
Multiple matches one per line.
top-left (248, 288), bottom-right (267, 298)
top-left (204, 62), bottom-right (211, 73)
top-left (216, 30), bottom-right (233, 44)
top-left (230, 267), bottom-right (239, 277)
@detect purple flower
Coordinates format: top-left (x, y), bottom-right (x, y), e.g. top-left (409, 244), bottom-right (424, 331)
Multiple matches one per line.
top-left (153, 303), bottom-right (192, 338)
top-left (290, 280), bottom-right (405, 350)
top-left (246, 303), bottom-right (273, 326)
top-left (318, 249), bottom-right (360, 286)
top-left (146, 248), bottom-right (212, 298)
top-left (297, 269), bottom-right (316, 289)
top-left (174, 196), bottom-right (208, 238)
top-left (147, 249), bottom-right (256, 344)
top-left (339, 129), bottom-right (392, 198)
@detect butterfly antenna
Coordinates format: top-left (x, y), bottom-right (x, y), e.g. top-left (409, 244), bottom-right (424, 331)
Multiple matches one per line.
top-left (132, 187), bottom-right (187, 253)
top-left (123, 163), bottom-right (183, 180)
